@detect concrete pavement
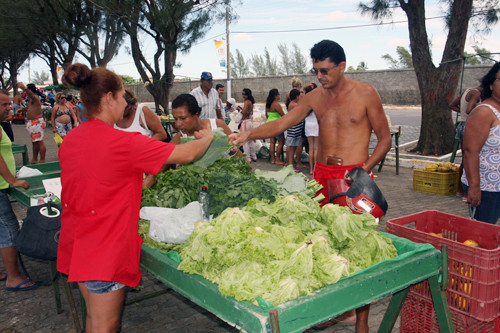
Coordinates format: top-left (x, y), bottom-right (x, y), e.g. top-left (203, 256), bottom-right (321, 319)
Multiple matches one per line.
top-left (1, 122), bottom-right (473, 333)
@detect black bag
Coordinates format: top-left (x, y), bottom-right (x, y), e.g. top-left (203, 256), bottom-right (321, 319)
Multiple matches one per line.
top-left (16, 203), bottom-right (61, 261)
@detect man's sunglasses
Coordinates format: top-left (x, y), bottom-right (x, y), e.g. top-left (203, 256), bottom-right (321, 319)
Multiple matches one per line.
top-left (310, 63), bottom-right (339, 75)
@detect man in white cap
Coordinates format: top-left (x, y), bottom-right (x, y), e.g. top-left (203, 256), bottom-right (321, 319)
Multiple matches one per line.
top-left (190, 72), bottom-right (222, 119)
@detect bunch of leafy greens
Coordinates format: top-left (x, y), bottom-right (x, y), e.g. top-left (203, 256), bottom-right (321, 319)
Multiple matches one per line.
top-left (180, 128), bottom-right (234, 168)
top-left (141, 156), bottom-right (323, 218)
top-left (254, 165), bottom-right (323, 197)
top-left (177, 194), bottom-right (397, 306)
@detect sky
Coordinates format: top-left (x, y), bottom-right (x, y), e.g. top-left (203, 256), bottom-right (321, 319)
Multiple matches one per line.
top-left (19, 0), bottom-right (500, 83)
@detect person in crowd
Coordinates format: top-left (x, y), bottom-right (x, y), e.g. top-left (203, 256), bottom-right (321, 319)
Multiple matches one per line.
top-left (190, 72), bottom-right (222, 120)
top-left (170, 93), bottom-right (240, 156)
top-left (449, 85), bottom-right (483, 199)
top-left (57, 63), bottom-right (213, 333)
top-left (17, 83), bottom-right (47, 164)
top-left (462, 62), bottom-right (500, 225)
top-left (12, 93), bottom-right (26, 116)
top-left (237, 88), bottom-right (257, 162)
top-left (76, 99), bottom-right (87, 122)
top-left (304, 83), bottom-right (319, 175)
top-left (47, 89), bottom-right (56, 107)
top-left (115, 89), bottom-right (168, 187)
top-left (215, 83), bottom-right (225, 119)
top-left (224, 97), bottom-right (236, 125)
top-left (1, 108), bottom-right (14, 142)
top-left (229, 40), bottom-right (391, 332)
top-left (265, 89), bottom-right (286, 165)
top-left (0, 89), bottom-right (38, 291)
top-left (66, 94), bottom-right (83, 125)
top-left (51, 92), bottom-right (78, 141)
top-left (115, 89), bottom-right (167, 141)
top-left (285, 89), bottom-right (306, 170)
top-left (285, 77), bottom-right (303, 105)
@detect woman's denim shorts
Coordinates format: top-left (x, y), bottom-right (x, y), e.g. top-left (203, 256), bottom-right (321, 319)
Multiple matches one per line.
top-left (82, 280), bottom-right (126, 294)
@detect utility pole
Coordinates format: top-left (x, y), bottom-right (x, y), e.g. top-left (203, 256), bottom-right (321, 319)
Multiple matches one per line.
top-left (226, 7), bottom-right (231, 99)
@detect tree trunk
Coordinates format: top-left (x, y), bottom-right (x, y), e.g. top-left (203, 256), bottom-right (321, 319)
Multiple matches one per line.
top-left (402, 0), bottom-right (473, 155)
top-left (415, 70), bottom-right (457, 155)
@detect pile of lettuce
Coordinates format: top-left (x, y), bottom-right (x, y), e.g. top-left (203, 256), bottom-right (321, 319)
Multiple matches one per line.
top-left (141, 156), bottom-right (323, 218)
top-left (177, 194), bottom-right (397, 306)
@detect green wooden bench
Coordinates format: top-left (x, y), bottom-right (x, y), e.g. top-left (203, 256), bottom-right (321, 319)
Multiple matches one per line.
top-left (11, 143), bottom-right (29, 166)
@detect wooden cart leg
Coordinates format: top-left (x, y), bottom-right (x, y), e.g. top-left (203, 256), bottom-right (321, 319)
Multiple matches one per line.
top-left (49, 261), bottom-right (62, 314)
top-left (428, 275), bottom-right (454, 332)
top-left (61, 274), bottom-right (83, 332)
top-left (377, 287), bottom-right (409, 333)
top-left (269, 309), bottom-right (280, 333)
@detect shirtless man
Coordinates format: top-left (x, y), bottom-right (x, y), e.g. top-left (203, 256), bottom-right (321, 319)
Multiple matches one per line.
top-left (229, 40), bottom-right (392, 333)
top-left (17, 83), bottom-right (47, 164)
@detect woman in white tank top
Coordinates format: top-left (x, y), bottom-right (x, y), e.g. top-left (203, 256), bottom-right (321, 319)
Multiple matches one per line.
top-left (114, 89), bottom-right (167, 141)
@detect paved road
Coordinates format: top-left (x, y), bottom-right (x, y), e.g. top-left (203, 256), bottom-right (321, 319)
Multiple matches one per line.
top-left (1, 122), bottom-right (476, 333)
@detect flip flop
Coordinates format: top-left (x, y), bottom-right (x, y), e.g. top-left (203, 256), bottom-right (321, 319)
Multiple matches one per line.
top-left (275, 161), bottom-right (286, 165)
top-left (0, 272), bottom-right (6, 281)
top-left (5, 279), bottom-right (38, 291)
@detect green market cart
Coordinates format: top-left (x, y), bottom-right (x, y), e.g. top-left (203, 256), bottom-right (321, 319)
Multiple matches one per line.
top-left (140, 233), bottom-right (454, 333)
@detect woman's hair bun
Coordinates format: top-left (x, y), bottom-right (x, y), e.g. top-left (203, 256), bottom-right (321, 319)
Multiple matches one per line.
top-left (63, 63), bottom-right (92, 88)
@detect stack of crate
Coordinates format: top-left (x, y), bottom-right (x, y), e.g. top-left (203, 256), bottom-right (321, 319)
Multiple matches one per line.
top-left (387, 211), bottom-right (500, 332)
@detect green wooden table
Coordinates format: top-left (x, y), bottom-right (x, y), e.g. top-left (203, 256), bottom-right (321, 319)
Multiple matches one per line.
top-left (140, 233), bottom-right (454, 333)
top-left (9, 161), bottom-right (61, 206)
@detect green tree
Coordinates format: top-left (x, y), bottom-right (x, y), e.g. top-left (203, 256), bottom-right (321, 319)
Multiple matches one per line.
top-left (32, 70), bottom-right (50, 85)
top-left (464, 46), bottom-right (496, 65)
top-left (120, 75), bottom-right (140, 84)
top-left (360, 0), bottom-right (499, 155)
top-left (250, 54), bottom-right (266, 77)
top-left (290, 43), bottom-right (308, 74)
top-left (230, 49), bottom-right (250, 78)
top-left (382, 46), bottom-right (413, 68)
top-left (347, 62), bottom-right (369, 72)
top-left (0, 1), bottom-right (41, 90)
top-left (277, 43), bottom-right (293, 75)
top-left (264, 48), bottom-right (279, 76)
top-left (99, 0), bottom-right (233, 112)
top-left (77, 3), bottom-right (126, 68)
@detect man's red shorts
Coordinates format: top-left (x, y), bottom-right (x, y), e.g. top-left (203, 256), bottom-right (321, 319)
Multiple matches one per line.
top-left (313, 162), bottom-right (372, 206)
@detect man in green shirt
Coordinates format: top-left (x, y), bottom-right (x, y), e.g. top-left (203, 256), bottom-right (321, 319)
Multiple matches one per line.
top-left (0, 89), bottom-right (37, 291)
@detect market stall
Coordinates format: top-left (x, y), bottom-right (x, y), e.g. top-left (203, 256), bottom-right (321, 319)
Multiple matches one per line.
top-left (9, 160), bottom-right (455, 333)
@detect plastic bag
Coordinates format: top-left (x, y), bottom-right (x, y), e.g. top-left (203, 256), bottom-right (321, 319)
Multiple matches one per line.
top-left (54, 133), bottom-right (63, 147)
top-left (139, 201), bottom-right (203, 244)
top-left (16, 166), bottom-right (43, 178)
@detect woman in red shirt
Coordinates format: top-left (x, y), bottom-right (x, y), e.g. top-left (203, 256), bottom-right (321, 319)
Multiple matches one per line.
top-left (58, 64), bottom-right (213, 332)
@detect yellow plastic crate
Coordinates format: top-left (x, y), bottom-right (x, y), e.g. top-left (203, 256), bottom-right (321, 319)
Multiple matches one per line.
top-left (412, 169), bottom-right (459, 195)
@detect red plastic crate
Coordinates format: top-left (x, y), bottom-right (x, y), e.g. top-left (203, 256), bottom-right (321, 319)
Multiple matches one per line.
top-left (401, 292), bottom-right (500, 333)
top-left (387, 210), bottom-right (500, 321)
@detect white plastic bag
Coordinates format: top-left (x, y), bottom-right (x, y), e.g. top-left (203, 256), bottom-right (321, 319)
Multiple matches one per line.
top-left (16, 166), bottom-right (43, 178)
top-left (139, 201), bottom-right (203, 244)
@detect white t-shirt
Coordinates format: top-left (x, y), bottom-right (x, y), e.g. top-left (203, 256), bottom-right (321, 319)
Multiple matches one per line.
top-left (190, 87), bottom-right (220, 119)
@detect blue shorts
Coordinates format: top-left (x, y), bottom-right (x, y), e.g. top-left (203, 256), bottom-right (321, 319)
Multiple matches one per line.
top-left (0, 189), bottom-right (20, 248)
top-left (285, 136), bottom-right (302, 147)
top-left (462, 184), bottom-right (500, 224)
top-left (455, 121), bottom-right (465, 143)
top-left (273, 132), bottom-right (285, 140)
top-left (82, 280), bottom-right (126, 294)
